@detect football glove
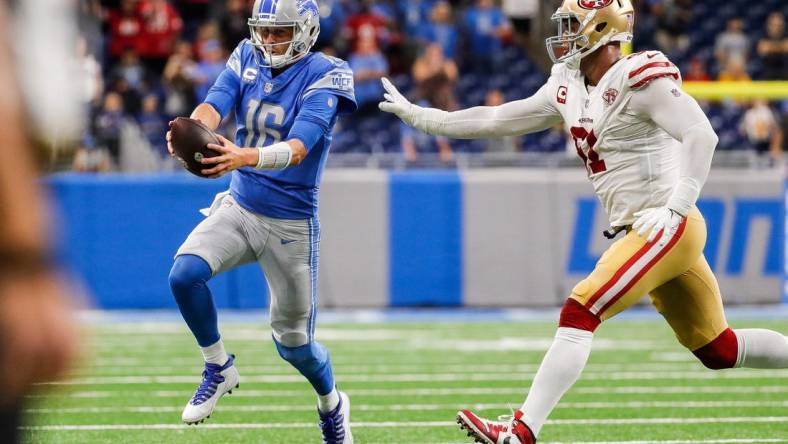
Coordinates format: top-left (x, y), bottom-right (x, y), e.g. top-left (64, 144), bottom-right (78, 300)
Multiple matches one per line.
top-left (378, 77), bottom-right (419, 126)
top-left (632, 206), bottom-right (684, 247)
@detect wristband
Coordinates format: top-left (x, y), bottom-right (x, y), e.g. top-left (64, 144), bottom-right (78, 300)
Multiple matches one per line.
top-left (255, 142), bottom-right (293, 170)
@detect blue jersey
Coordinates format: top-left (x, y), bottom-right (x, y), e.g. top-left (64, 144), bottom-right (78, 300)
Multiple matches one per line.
top-left (204, 40), bottom-right (356, 219)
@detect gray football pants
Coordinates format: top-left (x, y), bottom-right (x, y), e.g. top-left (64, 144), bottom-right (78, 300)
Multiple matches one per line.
top-left (176, 194), bottom-right (319, 347)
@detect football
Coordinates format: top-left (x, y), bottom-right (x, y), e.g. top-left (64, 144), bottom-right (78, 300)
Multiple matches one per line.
top-left (169, 117), bottom-right (222, 178)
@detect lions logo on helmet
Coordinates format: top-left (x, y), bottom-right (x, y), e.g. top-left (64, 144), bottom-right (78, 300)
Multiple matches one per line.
top-left (248, 0), bottom-right (321, 68)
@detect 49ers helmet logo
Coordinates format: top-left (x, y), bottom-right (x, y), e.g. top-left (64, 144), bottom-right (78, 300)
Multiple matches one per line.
top-left (578, 0), bottom-right (614, 9)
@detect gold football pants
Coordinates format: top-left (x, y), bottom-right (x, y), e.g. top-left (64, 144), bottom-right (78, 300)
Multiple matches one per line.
top-left (570, 207), bottom-right (728, 351)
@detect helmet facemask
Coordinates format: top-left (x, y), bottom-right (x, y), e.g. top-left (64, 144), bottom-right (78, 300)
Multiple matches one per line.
top-left (249, 24), bottom-right (301, 68)
top-left (546, 12), bottom-right (592, 70)
top-left (248, 0), bottom-right (320, 69)
top-left (545, 1), bottom-right (634, 70)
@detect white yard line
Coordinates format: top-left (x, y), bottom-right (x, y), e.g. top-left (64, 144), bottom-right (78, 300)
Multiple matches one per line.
top-left (35, 370), bottom-right (788, 385)
top-left (29, 385), bottom-right (788, 399)
top-left (80, 363), bottom-right (702, 373)
top-left (21, 416), bottom-right (788, 431)
top-left (25, 400), bottom-right (788, 414)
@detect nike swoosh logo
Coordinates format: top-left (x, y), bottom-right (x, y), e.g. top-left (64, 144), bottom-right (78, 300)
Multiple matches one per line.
top-left (647, 53), bottom-right (658, 59)
top-left (280, 239), bottom-right (296, 245)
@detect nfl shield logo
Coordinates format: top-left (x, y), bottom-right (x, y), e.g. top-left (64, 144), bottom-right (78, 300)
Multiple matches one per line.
top-left (264, 83), bottom-right (274, 93)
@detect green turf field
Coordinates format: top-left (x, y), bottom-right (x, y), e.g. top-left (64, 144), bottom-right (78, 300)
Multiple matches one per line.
top-left (22, 316), bottom-right (788, 444)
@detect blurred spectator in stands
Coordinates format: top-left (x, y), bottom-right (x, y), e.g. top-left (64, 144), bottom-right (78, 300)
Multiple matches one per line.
top-left (349, 35), bottom-right (388, 116)
top-left (77, 36), bottom-right (103, 108)
top-left (78, 0), bottom-right (104, 61)
top-left (137, 0), bottom-right (183, 73)
top-left (109, 76), bottom-right (143, 116)
top-left (420, 1), bottom-right (458, 60)
top-left (194, 21), bottom-right (221, 62)
top-left (652, 0), bottom-right (691, 55)
top-left (740, 99), bottom-right (784, 165)
top-left (463, 0), bottom-right (512, 72)
top-left (683, 56), bottom-right (712, 82)
top-left (191, 39), bottom-right (225, 102)
top-left (718, 55), bottom-right (751, 82)
top-left (481, 89), bottom-right (519, 153)
top-left (757, 12), bottom-right (788, 80)
top-left (316, 0), bottom-right (347, 51)
top-left (72, 132), bottom-right (111, 173)
top-left (111, 49), bottom-right (148, 93)
top-left (138, 94), bottom-right (169, 159)
top-left (344, 0), bottom-right (390, 52)
top-left (412, 43), bottom-right (457, 111)
top-left (218, 0), bottom-right (252, 53)
top-left (502, 0), bottom-right (537, 48)
top-left (107, 0), bottom-right (143, 62)
top-left (398, 0), bottom-right (435, 38)
top-left (162, 40), bottom-right (198, 117)
top-left (715, 18), bottom-right (749, 70)
top-left (93, 92), bottom-right (127, 166)
top-left (177, 0), bottom-right (211, 39)
top-left (401, 98), bottom-right (453, 163)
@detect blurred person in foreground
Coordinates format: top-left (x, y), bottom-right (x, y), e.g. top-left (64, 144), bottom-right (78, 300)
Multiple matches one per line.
top-left (0, 0), bottom-right (80, 442)
top-left (382, 0), bottom-right (788, 442)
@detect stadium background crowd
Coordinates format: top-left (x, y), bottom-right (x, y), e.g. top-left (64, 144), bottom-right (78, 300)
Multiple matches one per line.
top-left (71, 0), bottom-right (788, 172)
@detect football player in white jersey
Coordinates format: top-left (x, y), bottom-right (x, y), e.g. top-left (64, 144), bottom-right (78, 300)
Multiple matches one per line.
top-left (381, 1), bottom-right (788, 442)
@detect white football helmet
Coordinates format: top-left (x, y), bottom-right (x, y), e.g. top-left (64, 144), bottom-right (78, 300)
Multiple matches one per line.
top-left (248, 0), bottom-right (320, 68)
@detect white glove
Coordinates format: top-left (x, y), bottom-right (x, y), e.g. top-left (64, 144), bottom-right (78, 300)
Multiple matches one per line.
top-left (631, 207), bottom-right (684, 247)
top-left (378, 77), bottom-right (418, 126)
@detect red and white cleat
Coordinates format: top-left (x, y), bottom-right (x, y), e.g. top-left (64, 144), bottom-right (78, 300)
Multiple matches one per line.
top-left (456, 409), bottom-right (536, 444)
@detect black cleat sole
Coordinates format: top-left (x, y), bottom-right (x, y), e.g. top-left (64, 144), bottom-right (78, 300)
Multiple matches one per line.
top-left (456, 415), bottom-right (488, 444)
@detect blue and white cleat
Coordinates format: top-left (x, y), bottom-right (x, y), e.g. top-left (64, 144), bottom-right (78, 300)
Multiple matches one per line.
top-left (181, 354), bottom-right (240, 424)
top-left (318, 391), bottom-right (353, 443)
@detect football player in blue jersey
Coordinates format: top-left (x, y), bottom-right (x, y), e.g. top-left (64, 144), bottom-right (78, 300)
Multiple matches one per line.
top-left (165, 1), bottom-right (356, 442)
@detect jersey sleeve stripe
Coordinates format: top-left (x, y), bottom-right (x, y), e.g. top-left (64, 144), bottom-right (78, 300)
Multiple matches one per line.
top-left (630, 72), bottom-right (681, 89)
top-left (628, 61), bottom-right (673, 79)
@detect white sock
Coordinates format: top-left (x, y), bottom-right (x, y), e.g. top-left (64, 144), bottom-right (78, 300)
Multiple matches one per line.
top-left (318, 387), bottom-right (340, 413)
top-left (520, 327), bottom-right (593, 436)
top-left (201, 339), bottom-right (229, 365)
top-left (734, 328), bottom-right (788, 368)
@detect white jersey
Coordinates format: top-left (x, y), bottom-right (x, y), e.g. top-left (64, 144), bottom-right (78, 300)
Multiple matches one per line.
top-left (398, 50), bottom-right (714, 227)
top-left (545, 51), bottom-right (683, 226)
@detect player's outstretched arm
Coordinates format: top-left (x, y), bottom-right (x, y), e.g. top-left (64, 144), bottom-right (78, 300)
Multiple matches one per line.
top-left (379, 77), bottom-right (562, 139)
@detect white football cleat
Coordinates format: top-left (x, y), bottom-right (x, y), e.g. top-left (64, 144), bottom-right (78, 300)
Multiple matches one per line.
top-left (318, 390), bottom-right (353, 443)
top-left (181, 354), bottom-right (239, 424)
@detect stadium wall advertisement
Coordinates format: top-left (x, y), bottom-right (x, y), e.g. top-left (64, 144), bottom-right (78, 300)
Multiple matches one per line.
top-left (47, 168), bottom-right (785, 309)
